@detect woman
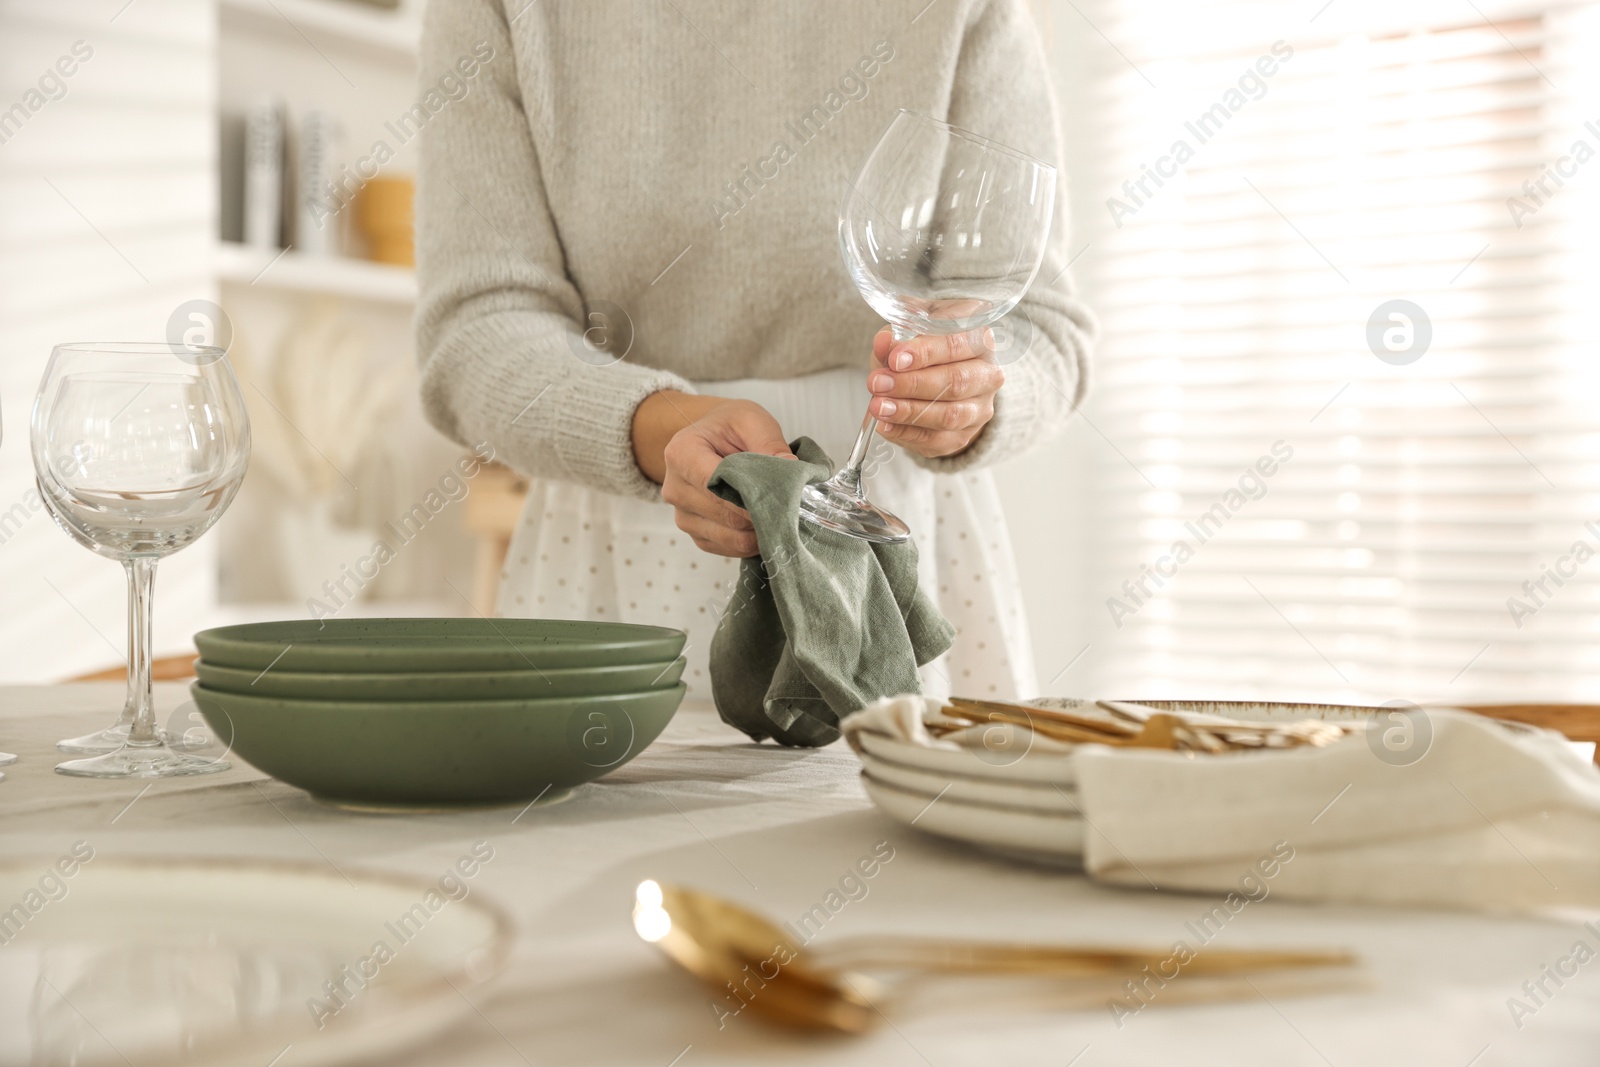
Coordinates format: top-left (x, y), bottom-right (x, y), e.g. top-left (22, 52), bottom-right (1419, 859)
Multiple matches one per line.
top-left (415, 0), bottom-right (1094, 701)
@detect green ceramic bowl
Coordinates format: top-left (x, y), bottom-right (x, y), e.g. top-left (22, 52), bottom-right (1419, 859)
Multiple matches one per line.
top-left (193, 657), bottom-right (686, 701)
top-left (190, 681), bottom-right (687, 810)
top-left (193, 618), bottom-right (686, 673)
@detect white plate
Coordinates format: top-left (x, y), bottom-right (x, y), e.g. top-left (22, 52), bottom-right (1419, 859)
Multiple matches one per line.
top-left (853, 728), bottom-right (1079, 787)
top-left (861, 772), bottom-right (1085, 866)
top-left (858, 749), bottom-right (1081, 814)
top-left (0, 857), bottom-right (513, 1067)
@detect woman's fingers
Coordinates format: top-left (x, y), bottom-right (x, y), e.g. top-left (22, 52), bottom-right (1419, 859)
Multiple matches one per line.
top-left (867, 326), bottom-right (1002, 461)
top-left (663, 466), bottom-right (759, 557)
top-left (874, 420), bottom-right (974, 458)
top-left (872, 326), bottom-right (896, 367)
top-left (714, 401), bottom-right (797, 460)
top-left (659, 397), bottom-right (795, 559)
top-left (870, 358), bottom-right (1004, 404)
top-left (880, 326), bottom-right (996, 372)
top-left (870, 394), bottom-right (994, 432)
top-left (671, 506), bottom-right (760, 558)
top-left (661, 454), bottom-right (753, 532)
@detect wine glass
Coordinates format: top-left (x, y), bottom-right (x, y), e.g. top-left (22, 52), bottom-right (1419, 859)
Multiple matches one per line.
top-left (33, 342), bottom-right (250, 778)
top-left (800, 109), bottom-right (1057, 543)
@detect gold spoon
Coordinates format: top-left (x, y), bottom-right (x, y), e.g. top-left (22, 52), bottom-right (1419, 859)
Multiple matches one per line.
top-left (633, 881), bottom-right (1357, 1032)
top-left (633, 879), bottom-right (883, 1032)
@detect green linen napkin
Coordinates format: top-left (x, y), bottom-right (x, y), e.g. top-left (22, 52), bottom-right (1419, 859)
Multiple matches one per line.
top-left (706, 438), bottom-right (955, 747)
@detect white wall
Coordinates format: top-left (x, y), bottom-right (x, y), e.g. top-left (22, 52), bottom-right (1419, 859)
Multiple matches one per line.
top-left (0, 0), bottom-right (475, 682)
top-left (0, 0), bottom-right (219, 681)
top-left (992, 0), bottom-right (1116, 698)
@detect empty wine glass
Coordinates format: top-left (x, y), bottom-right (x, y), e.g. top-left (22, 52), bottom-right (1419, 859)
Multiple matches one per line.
top-left (800, 109), bottom-right (1057, 542)
top-left (33, 342), bottom-right (250, 778)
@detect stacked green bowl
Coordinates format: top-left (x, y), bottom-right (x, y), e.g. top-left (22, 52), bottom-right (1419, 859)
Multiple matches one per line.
top-left (190, 619), bottom-right (688, 811)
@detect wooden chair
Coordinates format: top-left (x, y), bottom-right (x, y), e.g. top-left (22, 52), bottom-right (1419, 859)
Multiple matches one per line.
top-left (462, 461), bottom-right (529, 615)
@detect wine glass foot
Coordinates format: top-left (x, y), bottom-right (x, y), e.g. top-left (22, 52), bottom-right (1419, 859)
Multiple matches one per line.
top-left (799, 480), bottom-right (911, 544)
top-left (57, 724), bottom-right (133, 754)
top-left (58, 724), bottom-right (185, 755)
top-left (55, 742), bottom-right (229, 779)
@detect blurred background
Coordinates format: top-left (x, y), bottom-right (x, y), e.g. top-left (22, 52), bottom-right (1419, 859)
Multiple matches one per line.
top-left (0, 0), bottom-right (1596, 708)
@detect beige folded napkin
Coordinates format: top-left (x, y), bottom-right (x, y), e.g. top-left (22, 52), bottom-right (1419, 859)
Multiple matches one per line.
top-left (842, 698), bottom-right (1600, 913)
top-left (1073, 707), bottom-right (1600, 913)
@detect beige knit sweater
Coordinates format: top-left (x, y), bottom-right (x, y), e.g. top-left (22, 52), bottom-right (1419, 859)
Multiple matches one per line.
top-left (415, 0), bottom-right (1094, 501)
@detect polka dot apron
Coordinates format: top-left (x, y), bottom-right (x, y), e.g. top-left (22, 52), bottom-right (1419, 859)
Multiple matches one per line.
top-left (496, 369), bottom-right (1037, 702)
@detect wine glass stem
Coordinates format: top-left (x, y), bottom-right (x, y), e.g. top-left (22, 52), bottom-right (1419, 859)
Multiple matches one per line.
top-left (115, 562), bottom-right (138, 728)
top-left (840, 324), bottom-right (916, 485)
top-left (125, 557), bottom-right (158, 746)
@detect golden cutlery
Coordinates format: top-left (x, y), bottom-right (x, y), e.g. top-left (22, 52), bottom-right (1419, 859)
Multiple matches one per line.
top-left (943, 697), bottom-right (1355, 754)
top-left (946, 696), bottom-right (1136, 736)
top-left (633, 880), bottom-right (1357, 1033)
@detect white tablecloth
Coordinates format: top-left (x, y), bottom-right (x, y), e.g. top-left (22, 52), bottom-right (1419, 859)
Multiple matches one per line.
top-left (1, 685), bottom-right (1596, 1066)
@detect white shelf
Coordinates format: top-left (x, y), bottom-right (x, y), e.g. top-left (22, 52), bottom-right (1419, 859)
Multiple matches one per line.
top-left (217, 242), bottom-right (416, 304)
top-left (218, 0), bottom-right (419, 63)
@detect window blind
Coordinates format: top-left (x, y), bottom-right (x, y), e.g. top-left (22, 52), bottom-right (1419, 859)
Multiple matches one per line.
top-left (1062, 0), bottom-right (1600, 703)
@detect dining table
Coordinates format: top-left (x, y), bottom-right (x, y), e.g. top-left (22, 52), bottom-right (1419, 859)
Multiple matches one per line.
top-left (1, 683), bottom-right (1596, 1066)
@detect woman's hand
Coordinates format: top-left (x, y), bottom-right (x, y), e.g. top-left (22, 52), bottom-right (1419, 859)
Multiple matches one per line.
top-left (866, 325), bottom-right (1002, 458)
top-left (633, 390), bottom-right (794, 558)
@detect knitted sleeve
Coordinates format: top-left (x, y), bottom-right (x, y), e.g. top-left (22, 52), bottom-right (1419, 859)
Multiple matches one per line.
top-left (413, 0), bottom-right (693, 500)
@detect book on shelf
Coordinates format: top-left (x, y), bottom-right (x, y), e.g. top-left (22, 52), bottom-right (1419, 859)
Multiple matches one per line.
top-left (243, 96), bottom-right (286, 249)
top-left (297, 109), bottom-right (344, 257)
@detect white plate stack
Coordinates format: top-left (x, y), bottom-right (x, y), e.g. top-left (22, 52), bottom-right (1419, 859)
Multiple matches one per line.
top-left (852, 729), bottom-right (1084, 866)
top-left (848, 697), bottom-right (1404, 867)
